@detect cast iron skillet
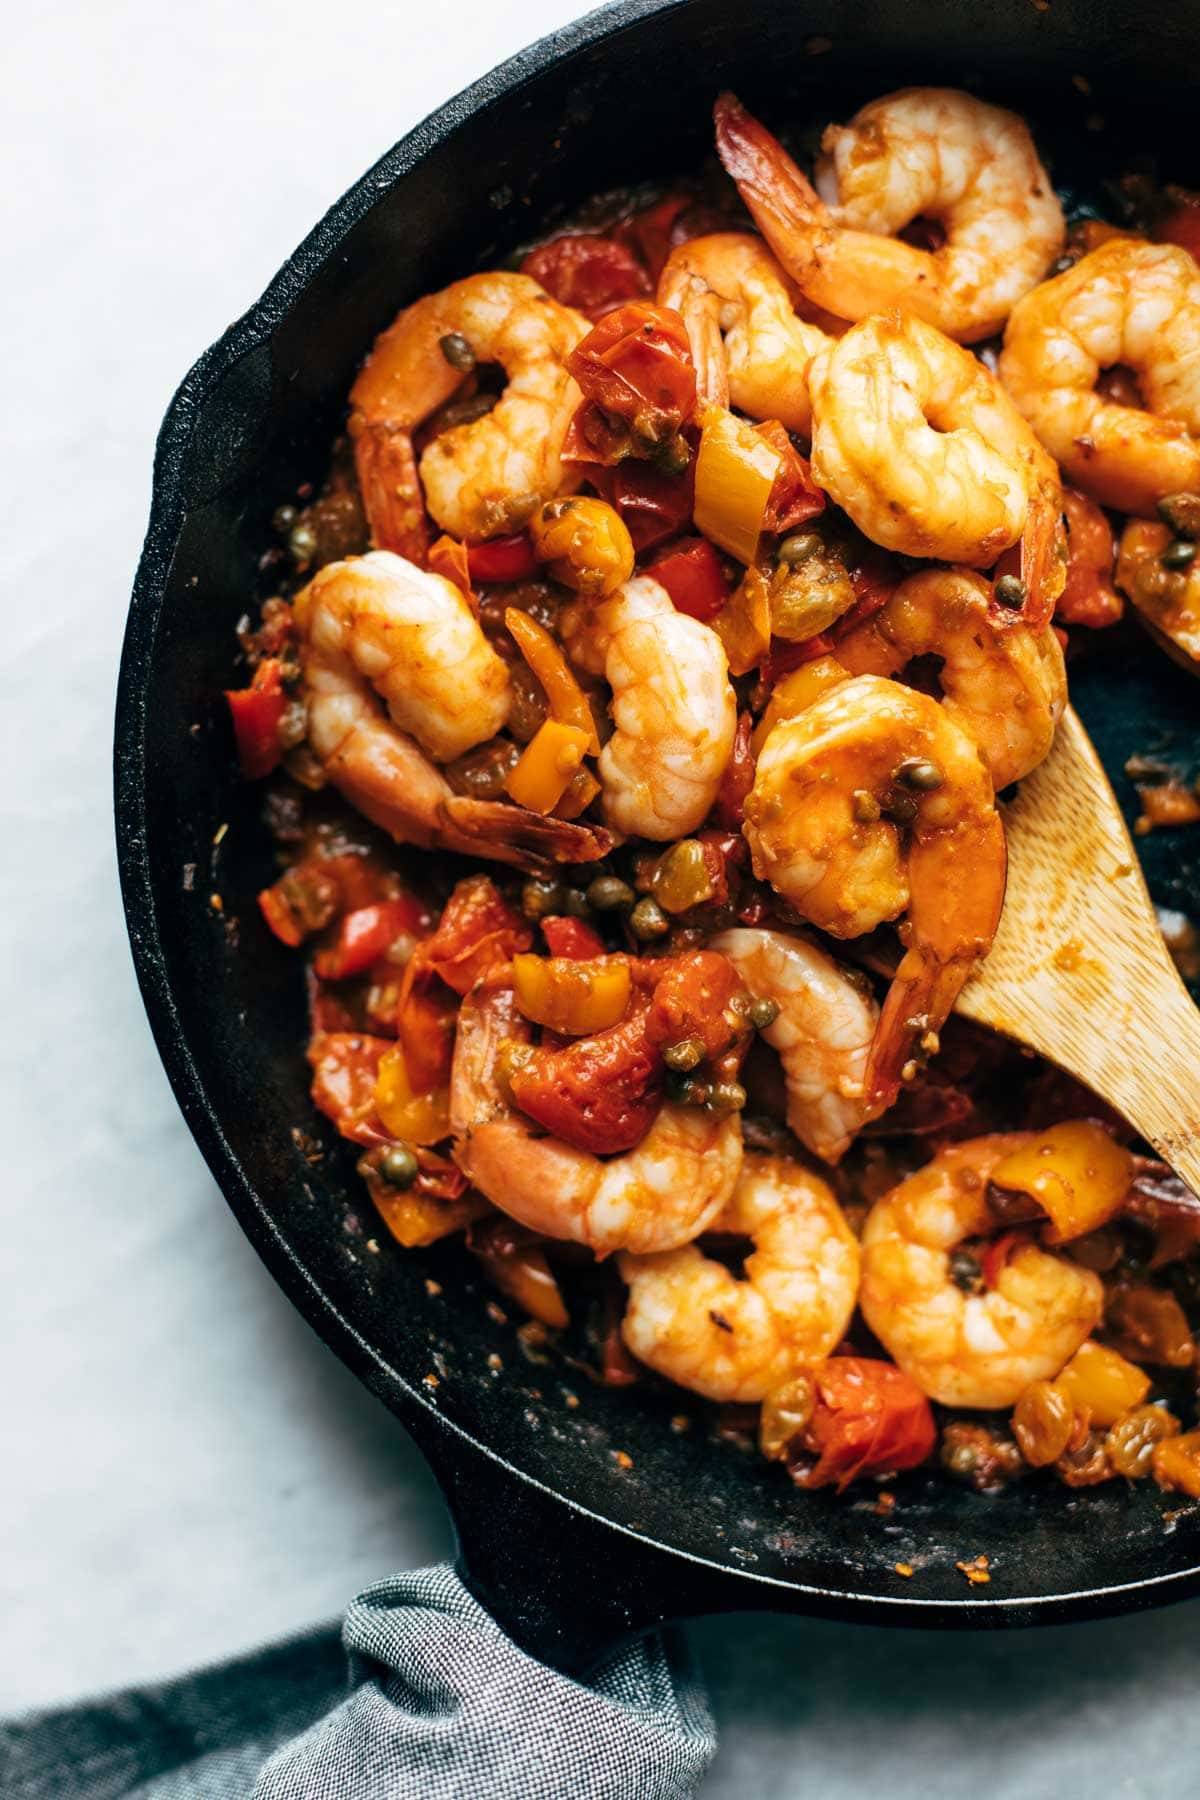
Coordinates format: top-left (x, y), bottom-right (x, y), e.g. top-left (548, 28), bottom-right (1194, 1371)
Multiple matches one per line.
top-left (115, 0), bottom-right (1200, 1672)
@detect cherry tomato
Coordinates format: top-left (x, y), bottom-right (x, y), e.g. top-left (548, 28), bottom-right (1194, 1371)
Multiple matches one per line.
top-left (521, 232), bottom-right (650, 318)
top-left (790, 1356), bottom-right (937, 1491)
top-left (308, 1032), bottom-right (392, 1146)
top-left (419, 876), bottom-right (532, 995)
top-left (565, 302), bottom-right (696, 464)
top-left (594, 456), bottom-right (696, 552)
top-left (756, 421), bottom-right (825, 534)
top-left (1057, 488), bottom-right (1123, 629)
top-left (509, 996), bottom-right (663, 1155)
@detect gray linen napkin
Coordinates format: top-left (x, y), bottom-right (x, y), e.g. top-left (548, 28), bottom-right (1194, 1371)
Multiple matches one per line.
top-left (1, 1564), bottom-right (715, 1799)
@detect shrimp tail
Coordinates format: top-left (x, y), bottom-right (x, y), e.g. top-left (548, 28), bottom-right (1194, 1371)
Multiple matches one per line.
top-left (713, 93), bottom-right (830, 276)
top-left (1017, 483), bottom-right (1067, 632)
top-left (440, 796), bottom-right (615, 870)
top-left (349, 417), bottom-right (430, 561)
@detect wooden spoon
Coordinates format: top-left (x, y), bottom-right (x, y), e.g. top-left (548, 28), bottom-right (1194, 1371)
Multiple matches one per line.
top-left (956, 705), bottom-right (1200, 1191)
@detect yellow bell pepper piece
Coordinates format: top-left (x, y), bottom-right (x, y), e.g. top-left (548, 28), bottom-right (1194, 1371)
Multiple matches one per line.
top-left (504, 719), bottom-right (592, 815)
top-left (374, 1044), bottom-right (451, 1145)
top-left (505, 608), bottom-right (600, 754)
top-left (512, 952), bottom-right (632, 1035)
top-left (711, 565), bottom-right (771, 677)
top-left (372, 1186), bottom-right (488, 1249)
top-left (991, 1121), bottom-right (1133, 1244)
top-left (693, 406), bottom-right (781, 565)
top-left (1053, 1340), bottom-right (1151, 1428)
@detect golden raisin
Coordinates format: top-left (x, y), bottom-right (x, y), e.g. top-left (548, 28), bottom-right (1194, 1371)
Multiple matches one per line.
top-left (1105, 1404), bottom-right (1181, 1480)
top-left (760, 1374), bottom-right (816, 1462)
top-left (1012, 1380), bottom-right (1074, 1467)
top-left (1105, 1285), bottom-right (1196, 1369)
top-left (1055, 1429), bottom-right (1115, 1488)
top-left (1152, 1428), bottom-right (1200, 1498)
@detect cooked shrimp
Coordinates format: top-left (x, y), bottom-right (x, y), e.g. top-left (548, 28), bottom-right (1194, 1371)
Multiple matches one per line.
top-left (714, 89), bottom-right (1063, 343)
top-left (561, 577), bottom-right (737, 840)
top-left (709, 928), bottom-right (877, 1163)
top-left (860, 1136), bottom-right (1104, 1407)
top-left (1115, 518), bottom-right (1200, 665)
top-left (743, 671), bottom-right (1006, 1111)
top-left (348, 272), bottom-right (588, 558)
top-left (300, 554), bottom-right (608, 869)
top-left (657, 232), bottom-right (831, 434)
top-left (618, 1153), bottom-right (860, 1403)
top-left (450, 984), bottom-right (743, 1254)
top-left (807, 312), bottom-right (1060, 568)
top-left (835, 567), bottom-right (1067, 787)
top-left (999, 237), bottom-right (1200, 514)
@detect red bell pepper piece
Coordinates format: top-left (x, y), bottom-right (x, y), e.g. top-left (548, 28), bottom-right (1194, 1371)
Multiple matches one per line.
top-left (647, 536), bottom-right (729, 622)
top-left (312, 897), bottom-right (431, 981)
top-left (466, 533), bottom-right (538, 584)
top-left (225, 658), bottom-right (288, 780)
top-left (521, 233), bottom-right (650, 319)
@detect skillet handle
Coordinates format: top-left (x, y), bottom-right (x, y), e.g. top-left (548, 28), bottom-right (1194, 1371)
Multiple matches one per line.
top-left (421, 1424), bottom-right (744, 1676)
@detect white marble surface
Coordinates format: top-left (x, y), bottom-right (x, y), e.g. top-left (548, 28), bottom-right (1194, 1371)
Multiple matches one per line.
top-left (3, 1), bottom-right (1199, 1792)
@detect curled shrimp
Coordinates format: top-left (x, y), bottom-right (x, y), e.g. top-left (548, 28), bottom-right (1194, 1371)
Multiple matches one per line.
top-left (807, 312), bottom-right (1060, 570)
top-left (835, 567), bottom-right (1066, 788)
top-left (709, 927), bottom-right (877, 1163)
top-left (449, 983), bottom-right (743, 1255)
top-left (561, 576), bottom-right (737, 840)
top-left (999, 237), bottom-right (1200, 515)
top-left (656, 232), bottom-right (832, 434)
top-left (348, 272), bottom-right (588, 559)
top-left (618, 1153), bottom-right (860, 1403)
top-left (743, 668), bottom-right (1006, 1112)
top-left (299, 553), bottom-right (608, 870)
top-left (860, 1136), bottom-right (1104, 1408)
top-left (714, 89), bottom-right (1063, 343)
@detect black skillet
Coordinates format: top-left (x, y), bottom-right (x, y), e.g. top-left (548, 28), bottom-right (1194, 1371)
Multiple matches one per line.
top-left (114, 0), bottom-right (1200, 1673)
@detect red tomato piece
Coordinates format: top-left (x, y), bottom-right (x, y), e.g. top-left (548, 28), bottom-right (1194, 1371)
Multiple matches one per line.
top-left (312, 897), bottom-right (431, 981)
top-left (307, 1031), bottom-right (391, 1146)
top-left (565, 302), bottom-right (696, 465)
top-left (647, 536), bottom-right (729, 622)
top-left (541, 915), bottom-right (607, 959)
top-left (509, 997), bottom-right (664, 1155)
top-left (419, 875), bottom-right (532, 996)
top-left (792, 1357), bottom-right (937, 1491)
top-left (521, 232), bottom-right (650, 319)
top-left (466, 533), bottom-right (538, 584)
top-left (1058, 488), bottom-right (1123, 629)
top-left (226, 658), bottom-right (288, 780)
top-left (644, 949), bottom-right (746, 1060)
top-left (756, 421), bottom-right (825, 534)
top-left (395, 980), bottom-right (458, 1093)
top-left (593, 456), bottom-right (696, 552)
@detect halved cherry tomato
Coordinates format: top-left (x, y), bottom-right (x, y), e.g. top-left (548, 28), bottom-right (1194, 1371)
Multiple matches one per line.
top-left (308, 1031), bottom-right (392, 1146)
top-left (644, 948), bottom-right (747, 1061)
top-left (521, 232), bottom-right (650, 319)
top-left (790, 1356), bottom-right (937, 1491)
top-left (509, 995), bottom-right (663, 1155)
top-left (313, 896), bottom-right (431, 981)
top-left (756, 421), bottom-right (825, 534)
top-left (541, 915), bottom-right (606, 959)
top-left (565, 302), bottom-right (696, 464)
top-left (226, 658), bottom-right (288, 780)
top-left (466, 533), bottom-right (538, 584)
top-left (613, 193), bottom-right (691, 283)
top-left (418, 876), bottom-right (532, 995)
top-left (647, 536), bottom-right (729, 622)
top-left (592, 456), bottom-right (696, 552)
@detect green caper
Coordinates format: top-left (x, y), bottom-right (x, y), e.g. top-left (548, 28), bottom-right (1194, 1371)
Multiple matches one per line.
top-left (629, 895), bottom-right (670, 940)
top-left (289, 521), bottom-right (318, 565)
top-left (1157, 491), bottom-right (1200, 538)
top-left (563, 887), bottom-right (591, 918)
top-left (949, 1249), bottom-right (983, 1295)
top-left (852, 788), bottom-right (881, 823)
top-left (1161, 537), bottom-right (1197, 570)
top-left (521, 876), bottom-right (566, 920)
top-left (662, 1036), bottom-right (706, 1072)
top-left (747, 997), bottom-right (780, 1031)
top-left (439, 331), bottom-right (476, 372)
top-left (379, 1143), bottom-right (419, 1188)
top-left (586, 874), bottom-right (636, 912)
top-left (993, 572), bottom-right (1027, 608)
top-left (777, 530), bottom-right (823, 566)
top-left (664, 1070), bottom-right (712, 1106)
top-left (654, 434), bottom-right (692, 477)
top-left (896, 757), bottom-right (944, 792)
top-left (707, 1081), bottom-right (747, 1116)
